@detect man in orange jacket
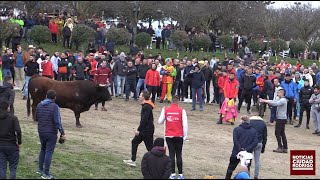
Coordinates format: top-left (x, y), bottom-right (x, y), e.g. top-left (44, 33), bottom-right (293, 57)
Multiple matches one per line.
top-left (145, 63), bottom-right (160, 103)
top-left (224, 73), bottom-right (239, 100)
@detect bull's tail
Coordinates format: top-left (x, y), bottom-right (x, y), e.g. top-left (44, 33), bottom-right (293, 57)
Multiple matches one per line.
top-left (27, 89), bottom-right (31, 117)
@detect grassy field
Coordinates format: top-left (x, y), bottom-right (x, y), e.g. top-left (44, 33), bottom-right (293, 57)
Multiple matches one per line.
top-left (19, 40), bottom-right (319, 67)
top-left (14, 121), bottom-right (141, 179)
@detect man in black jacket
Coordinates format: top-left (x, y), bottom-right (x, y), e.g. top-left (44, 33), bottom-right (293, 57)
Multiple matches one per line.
top-left (124, 91), bottom-right (155, 167)
top-left (0, 76), bottom-right (15, 114)
top-left (184, 60), bottom-right (193, 99)
top-left (0, 99), bottom-right (21, 179)
top-left (141, 138), bottom-right (171, 179)
top-left (225, 116), bottom-right (258, 179)
top-left (295, 79), bottom-right (313, 129)
top-left (62, 26), bottom-right (71, 48)
top-left (125, 61), bottom-right (138, 101)
top-left (238, 67), bottom-right (256, 114)
top-left (200, 61), bottom-right (213, 103)
top-left (136, 59), bottom-right (150, 98)
top-left (23, 55), bottom-right (39, 100)
top-left (187, 65), bottom-right (205, 111)
top-left (249, 115), bottom-right (267, 179)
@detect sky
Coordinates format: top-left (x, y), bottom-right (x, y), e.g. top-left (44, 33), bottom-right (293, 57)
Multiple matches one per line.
top-left (272, 1), bottom-right (320, 9)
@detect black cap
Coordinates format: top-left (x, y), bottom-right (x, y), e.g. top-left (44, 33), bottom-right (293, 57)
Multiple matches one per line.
top-left (285, 73), bottom-right (291, 77)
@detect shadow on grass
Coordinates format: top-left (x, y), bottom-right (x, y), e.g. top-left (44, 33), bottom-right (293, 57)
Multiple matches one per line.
top-left (15, 123), bottom-right (141, 179)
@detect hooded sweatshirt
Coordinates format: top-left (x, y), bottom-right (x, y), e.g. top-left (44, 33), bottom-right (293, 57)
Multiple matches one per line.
top-left (0, 82), bottom-right (15, 107)
top-left (137, 100), bottom-right (156, 135)
top-left (36, 98), bottom-right (64, 135)
top-left (141, 146), bottom-right (171, 179)
top-left (0, 110), bottom-right (21, 146)
top-left (249, 116), bottom-right (267, 149)
top-left (232, 122), bottom-right (258, 157)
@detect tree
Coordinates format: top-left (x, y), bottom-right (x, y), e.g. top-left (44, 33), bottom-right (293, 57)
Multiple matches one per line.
top-left (27, 25), bottom-right (50, 45)
top-left (310, 41), bottom-right (320, 57)
top-left (289, 39), bottom-right (306, 59)
top-left (263, 8), bottom-right (281, 39)
top-left (286, 3), bottom-right (320, 45)
top-left (72, 24), bottom-right (96, 51)
top-left (217, 35), bottom-right (233, 53)
top-left (192, 34), bottom-right (212, 52)
top-left (135, 32), bottom-right (151, 49)
top-left (106, 27), bottom-right (131, 46)
top-left (171, 30), bottom-right (189, 51)
top-left (270, 38), bottom-right (288, 52)
top-left (247, 39), bottom-right (263, 54)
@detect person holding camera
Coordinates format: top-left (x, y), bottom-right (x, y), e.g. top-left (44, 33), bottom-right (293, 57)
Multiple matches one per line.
top-left (36, 90), bottom-right (65, 179)
top-left (187, 64), bottom-right (205, 111)
top-left (309, 85), bottom-right (320, 136)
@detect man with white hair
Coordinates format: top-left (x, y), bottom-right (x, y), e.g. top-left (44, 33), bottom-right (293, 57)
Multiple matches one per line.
top-left (114, 52), bottom-right (127, 97)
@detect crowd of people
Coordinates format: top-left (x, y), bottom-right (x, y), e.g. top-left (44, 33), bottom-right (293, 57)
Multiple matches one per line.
top-left (1, 37), bottom-right (320, 178)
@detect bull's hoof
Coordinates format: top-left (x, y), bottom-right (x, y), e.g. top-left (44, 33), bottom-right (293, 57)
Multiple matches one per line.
top-left (76, 124), bottom-right (83, 128)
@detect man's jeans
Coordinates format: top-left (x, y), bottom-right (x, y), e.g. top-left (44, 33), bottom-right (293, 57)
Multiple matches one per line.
top-left (2, 68), bottom-right (12, 78)
top-left (111, 75), bottom-right (118, 96)
top-left (253, 143), bottom-right (263, 178)
top-left (0, 146), bottom-right (19, 179)
top-left (24, 76), bottom-right (32, 97)
top-left (136, 78), bottom-right (147, 97)
top-left (38, 133), bottom-right (58, 176)
top-left (117, 75), bottom-right (126, 96)
top-left (192, 88), bottom-right (203, 110)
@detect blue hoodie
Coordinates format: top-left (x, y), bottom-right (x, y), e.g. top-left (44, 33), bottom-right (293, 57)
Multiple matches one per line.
top-left (281, 79), bottom-right (298, 100)
top-left (36, 98), bottom-right (64, 135)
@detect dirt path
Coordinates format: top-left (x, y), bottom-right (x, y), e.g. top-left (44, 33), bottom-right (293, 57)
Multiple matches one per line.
top-left (16, 97), bottom-right (320, 179)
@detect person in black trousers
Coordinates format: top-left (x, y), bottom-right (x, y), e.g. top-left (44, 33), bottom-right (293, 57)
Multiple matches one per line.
top-left (184, 60), bottom-right (193, 99)
top-left (295, 79), bottom-right (313, 129)
top-left (124, 91), bottom-right (155, 167)
top-left (225, 116), bottom-right (258, 179)
top-left (200, 61), bottom-right (213, 103)
top-left (0, 99), bottom-right (22, 179)
top-left (124, 61), bottom-right (137, 101)
top-left (177, 62), bottom-right (185, 101)
top-left (161, 26), bottom-right (166, 49)
top-left (62, 26), bottom-right (71, 49)
top-left (238, 67), bottom-right (256, 114)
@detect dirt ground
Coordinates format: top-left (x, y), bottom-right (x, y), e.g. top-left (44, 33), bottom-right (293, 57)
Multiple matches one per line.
top-left (15, 95), bottom-right (320, 179)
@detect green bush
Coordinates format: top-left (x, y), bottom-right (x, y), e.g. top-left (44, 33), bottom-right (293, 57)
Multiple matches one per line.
top-left (192, 34), bottom-right (211, 51)
top-left (135, 32), bottom-right (151, 49)
top-left (217, 35), bottom-right (233, 49)
top-left (270, 38), bottom-right (288, 52)
top-left (106, 27), bottom-right (131, 46)
top-left (28, 25), bottom-right (51, 45)
top-left (72, 24), bottom-right (96, 48)
top-left (310, 40), bottom-right (320, 54)
top-left (247, 39), bottom-right (263, 54)
top-left (289, 39), bottom-right (306, 54)
top-left (0, 21), bottom-right (21, 41)
top-left (171, 30), bottom-right (189, 51)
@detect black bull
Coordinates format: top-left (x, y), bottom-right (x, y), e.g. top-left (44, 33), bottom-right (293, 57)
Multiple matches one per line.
top-left (27, 76), bottom-right (112, 128)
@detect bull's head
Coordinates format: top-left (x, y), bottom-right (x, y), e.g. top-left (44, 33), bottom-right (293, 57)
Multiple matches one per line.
top-left (95, 85), bottom-right (112, 102)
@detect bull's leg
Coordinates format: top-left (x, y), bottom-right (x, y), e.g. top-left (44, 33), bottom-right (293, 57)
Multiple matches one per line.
top-left (75, 112), bottom-right (82, 128)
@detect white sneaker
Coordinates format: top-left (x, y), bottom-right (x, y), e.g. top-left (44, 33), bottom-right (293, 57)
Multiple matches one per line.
top-left (169, 173), bottom-right (176, 179)
top-left (123, 159), bottom-right (136, 167)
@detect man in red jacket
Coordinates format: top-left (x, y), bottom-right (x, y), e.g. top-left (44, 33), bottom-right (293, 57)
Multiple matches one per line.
top-left (218, 70), bottom-right (228, 108)
top-left (224, 73), bottom-right (239, 100)
top-left (145, 63), bottom-right (160, 103)
top-left (94, 60), bottom-right (112, 111)
top-left (41, 55), bottom-right (54, 79)
top-left (158, 96), bottom-right (188, 179)
top-left (49, 21), bottom-right (58, 44)
top-left (88, 53), bottom-right (98, 80)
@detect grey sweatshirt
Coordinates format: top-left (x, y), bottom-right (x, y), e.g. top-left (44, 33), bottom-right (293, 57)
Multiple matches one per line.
top-left (309, 93), bottom-right (320, 110)
top-left (266, 97), bottom-right (287, 120)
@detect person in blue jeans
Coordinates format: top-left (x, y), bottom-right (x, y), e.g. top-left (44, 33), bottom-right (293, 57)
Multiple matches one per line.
top-left (136, 58), bottom-right (150, 97)
top-left (0, 99), bottom-right (22, 179)
top-left (186, 65), bottom-right (205, 111)
top-left (36, 90), bottom-right (65, 179)
top-left (1, 48), bottom-right (13, 78)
